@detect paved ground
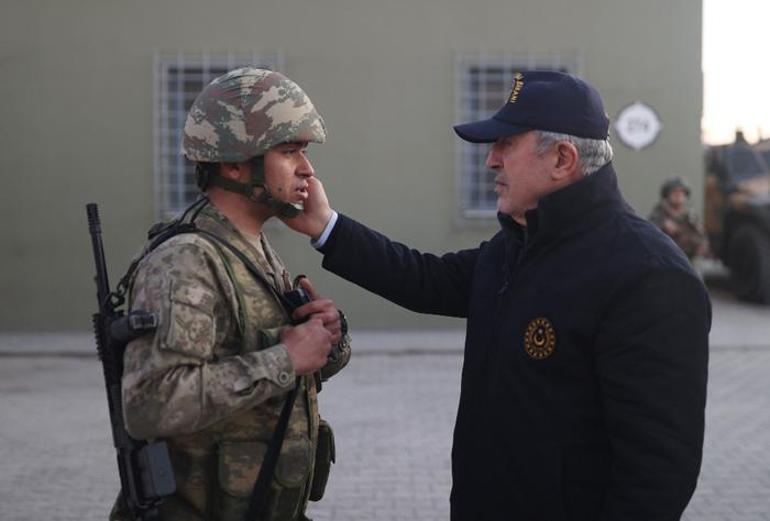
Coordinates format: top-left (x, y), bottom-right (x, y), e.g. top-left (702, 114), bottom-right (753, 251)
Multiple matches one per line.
top-left (0, 280), bottom-right (769, 520)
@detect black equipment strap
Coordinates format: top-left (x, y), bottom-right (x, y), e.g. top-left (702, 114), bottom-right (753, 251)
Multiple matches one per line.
top-left (192, 229), bottom-right (296, 311)
top-left (245, 382), bottom-right (300, 521)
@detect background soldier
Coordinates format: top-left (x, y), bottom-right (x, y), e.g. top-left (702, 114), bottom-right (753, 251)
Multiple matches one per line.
top-left (649, 176), bottom-right (710, 260)
top-left (114, 68), bottom-right (350, 521)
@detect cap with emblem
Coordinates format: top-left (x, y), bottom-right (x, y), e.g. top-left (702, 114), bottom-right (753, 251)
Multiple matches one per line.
top-left (453, 70), bottom-right (609, 143)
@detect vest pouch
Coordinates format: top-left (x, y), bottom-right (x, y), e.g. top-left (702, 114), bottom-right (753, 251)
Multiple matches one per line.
top-left (217, 441), bottom-right (268, 520)
top-left (309, 419), bottom-right (335, 502)
top-left (274, 436), bottom-right (312, 488)
top-left (217, 438), bottom-right (313, 521)
top-left (270, 437), bottom-right (313, 520)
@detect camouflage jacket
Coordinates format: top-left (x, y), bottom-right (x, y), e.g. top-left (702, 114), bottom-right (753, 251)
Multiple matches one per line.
top-left (648, 200), bottom-right (708, 259)
top-left (118, 201), bottom-right (350, 521)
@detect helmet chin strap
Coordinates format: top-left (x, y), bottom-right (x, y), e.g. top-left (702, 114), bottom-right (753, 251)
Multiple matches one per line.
top-left (206, 156), bottom-right (303, 218)
top-left (253, 190), bottom-right (303, 218)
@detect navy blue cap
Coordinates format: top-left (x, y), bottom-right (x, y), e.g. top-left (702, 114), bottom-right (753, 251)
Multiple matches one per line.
top-left (453, 71), bottom-right (609, 142)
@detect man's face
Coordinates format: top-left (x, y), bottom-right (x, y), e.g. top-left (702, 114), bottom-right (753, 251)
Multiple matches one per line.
top-left (667, 187), bottom-right (689, 209)
top-left (485, 131), bottom-right (553, 221)
top-left (262, 141), bottom-right (315, 208)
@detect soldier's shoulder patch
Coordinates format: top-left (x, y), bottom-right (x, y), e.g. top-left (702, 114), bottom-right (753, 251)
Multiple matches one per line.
top-left (523, 317), bottom-right (556, 360)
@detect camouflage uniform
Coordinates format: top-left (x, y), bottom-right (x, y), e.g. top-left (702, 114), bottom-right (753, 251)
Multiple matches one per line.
top-left (113, 68), bottom-right (349, 521)
top-left (649, 200), bottom-right (708, 259)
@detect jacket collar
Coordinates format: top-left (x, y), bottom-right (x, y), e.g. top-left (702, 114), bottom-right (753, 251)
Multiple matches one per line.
top-left (192, 200), bottom-right (291, 291)
top-left (196, 200), bottom-right (242, 237)
top-left (194, 201), bottom-right (265, 266)
top-left (498, 162), bottom-right (627, 249)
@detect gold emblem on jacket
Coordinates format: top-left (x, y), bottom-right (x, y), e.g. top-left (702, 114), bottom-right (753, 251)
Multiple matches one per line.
top-left (524, 317), bottom-right (556, 359)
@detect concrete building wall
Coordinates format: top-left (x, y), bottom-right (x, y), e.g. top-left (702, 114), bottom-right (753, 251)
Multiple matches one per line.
top-left (0, 0), bottom-right (702, 331)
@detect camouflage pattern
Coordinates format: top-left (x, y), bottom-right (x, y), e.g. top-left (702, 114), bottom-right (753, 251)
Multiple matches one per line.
top-left (182, 68), bottom-right (327, 163)
top-left (649, 200), bottom-right (709, 259)
top-left (116, 202), bottom-right (350, 521)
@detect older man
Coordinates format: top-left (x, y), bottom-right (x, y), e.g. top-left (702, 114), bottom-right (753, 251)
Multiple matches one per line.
top-left (286, 71), bottom-right (710, 521)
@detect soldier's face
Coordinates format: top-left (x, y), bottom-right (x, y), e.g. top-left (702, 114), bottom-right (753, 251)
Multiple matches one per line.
top-left (485, 131), bottom-right (553, 223)
top-left (262, 142), bottom-right (315, 206)
top-left (667, 187), bottom-right (689, 209)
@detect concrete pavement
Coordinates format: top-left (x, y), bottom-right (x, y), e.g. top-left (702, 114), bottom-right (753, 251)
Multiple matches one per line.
top-left (0, 280), bottom-right (768, 520)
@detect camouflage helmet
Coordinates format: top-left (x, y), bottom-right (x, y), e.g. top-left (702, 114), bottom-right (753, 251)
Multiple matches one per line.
top-left (661, 176), bottom-right (691, 199)
top-left (181, 67), bottom-right (327, 162)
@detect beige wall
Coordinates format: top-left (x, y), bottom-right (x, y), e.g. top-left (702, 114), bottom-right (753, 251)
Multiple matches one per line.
top-left (0, 0), bottom-right (702, 330)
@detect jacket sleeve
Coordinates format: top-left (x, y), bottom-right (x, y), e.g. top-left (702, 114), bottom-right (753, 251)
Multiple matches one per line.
top-left (594, 264), bottom-right (710, 520)
top-left (121, 239), bottom-right (296, 440)
top-left (319, 214), bottom-right (479, 318)
top-left (319, 331), bottom-right (352, 381)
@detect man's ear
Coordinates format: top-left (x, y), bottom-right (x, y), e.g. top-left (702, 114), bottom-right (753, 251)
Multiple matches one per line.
top-left (220, 162), bottom-right (244, 181)
top-left (552, 142), bottom-right (580, 180)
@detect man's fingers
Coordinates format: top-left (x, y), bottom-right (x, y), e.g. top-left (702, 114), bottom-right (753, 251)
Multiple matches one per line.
top-left (298, 277), bottom-right (322, 301)
top-left (307, 316), bottom-right (328, 332)
top-left (306, 177), bottom-right (327, 200)
top-left (293, 299), bottom-right (335, 320)
top-left (301, 310), bottom-right (340, 329)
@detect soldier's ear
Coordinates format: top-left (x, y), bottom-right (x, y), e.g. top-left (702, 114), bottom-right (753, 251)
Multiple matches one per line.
top-left (220, 162), bottom-right (244, 181)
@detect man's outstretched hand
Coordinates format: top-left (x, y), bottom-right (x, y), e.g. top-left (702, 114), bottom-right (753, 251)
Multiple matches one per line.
top-left (281, 177), bottom-right (334, 239)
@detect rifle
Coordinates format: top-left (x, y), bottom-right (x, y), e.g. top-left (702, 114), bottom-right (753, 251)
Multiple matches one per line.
top-left (87, 203), bottom-right (176, 520)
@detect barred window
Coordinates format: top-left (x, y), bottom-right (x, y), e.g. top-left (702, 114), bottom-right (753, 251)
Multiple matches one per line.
top-left (454, 53), bottom-right (578, 221)
top-left (153, 52), bottom-right (282, 219)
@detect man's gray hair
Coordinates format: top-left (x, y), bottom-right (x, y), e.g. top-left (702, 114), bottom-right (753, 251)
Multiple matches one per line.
top-left (534, 131), bottom-right (614, 176)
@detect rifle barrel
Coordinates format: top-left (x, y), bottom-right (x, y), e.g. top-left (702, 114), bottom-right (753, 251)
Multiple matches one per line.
top-left (87, 203), bottom-right (111, 306)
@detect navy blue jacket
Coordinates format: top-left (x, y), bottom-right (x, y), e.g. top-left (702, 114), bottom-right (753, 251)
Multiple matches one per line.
top-left (320, 164), bottom-right (710, 521)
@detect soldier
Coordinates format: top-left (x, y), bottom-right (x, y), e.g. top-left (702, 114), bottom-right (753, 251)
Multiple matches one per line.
top-left (113, 68), bottom-right (350, 521)
top-left (649, 177), bottom-right (710, 259)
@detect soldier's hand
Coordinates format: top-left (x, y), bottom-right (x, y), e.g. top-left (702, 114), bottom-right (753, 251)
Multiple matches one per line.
top-left (281, 318), bottom-right (333, 375)
top-left (292, 278), bottom-right (342, 345)
top-left (281, 177), bottom-right (334, 240)
top-left (662, 219), bottom-right (680, 236)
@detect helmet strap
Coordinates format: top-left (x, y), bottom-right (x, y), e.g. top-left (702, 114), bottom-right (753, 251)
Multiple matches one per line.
top-left (206, 157), bottom-right (303, 218)
top-left (254, 190), bottom-right (303, 218)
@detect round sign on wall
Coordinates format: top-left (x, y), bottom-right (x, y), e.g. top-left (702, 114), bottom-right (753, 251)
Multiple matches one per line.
top-left (614, 102), bottom-right (662, 151)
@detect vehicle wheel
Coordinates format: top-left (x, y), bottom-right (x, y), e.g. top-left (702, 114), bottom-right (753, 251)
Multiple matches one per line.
top-left (728, 224), bottom-right (770, 304)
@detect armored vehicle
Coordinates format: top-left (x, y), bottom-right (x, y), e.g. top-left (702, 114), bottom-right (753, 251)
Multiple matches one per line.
top-left (704, 131), bottom-right (770, 303)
